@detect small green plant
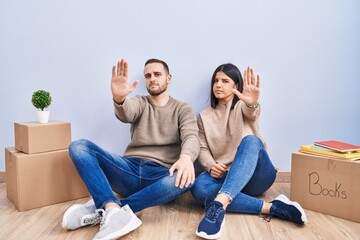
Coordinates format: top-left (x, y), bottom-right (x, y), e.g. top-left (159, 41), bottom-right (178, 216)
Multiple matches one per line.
top-left (31, 90), bottom-right (52, 111)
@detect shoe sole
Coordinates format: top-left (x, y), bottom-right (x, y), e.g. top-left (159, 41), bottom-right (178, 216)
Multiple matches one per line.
top-left (195, 218), bottom-right (225, 240)
top-left (275, 194), bottom-right (308, 224)
top-left (62, 200), bottom-right (95, 230)
top-left (95, 215), bottom-right (142, 240)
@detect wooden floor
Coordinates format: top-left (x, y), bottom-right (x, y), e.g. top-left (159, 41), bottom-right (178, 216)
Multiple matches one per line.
top-left (1, 173), bottom-right (360, 240)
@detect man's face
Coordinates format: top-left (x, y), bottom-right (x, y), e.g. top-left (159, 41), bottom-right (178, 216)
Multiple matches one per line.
top-left (144, 63), bottom-right (171, 96)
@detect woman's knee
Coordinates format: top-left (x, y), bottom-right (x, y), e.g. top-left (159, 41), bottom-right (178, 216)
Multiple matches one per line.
top-left (191, 181), bottom-right (207, 205)
top-left (191, 174), bottom-right (218, 205)
top-left (237, 135), bottom-right (264, 152)
top-left (242, 135), bottom-right (262, 145)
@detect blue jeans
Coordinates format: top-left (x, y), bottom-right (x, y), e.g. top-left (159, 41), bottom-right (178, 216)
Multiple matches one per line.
top-left (191, 135), bottom-right (276, 214)
top-left (69, 139), bottom-right (191, 213)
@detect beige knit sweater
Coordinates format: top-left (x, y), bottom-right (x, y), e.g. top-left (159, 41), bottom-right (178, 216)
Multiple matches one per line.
top-left (197, 100), bottom-right (265, 171)
top-left (114, 95), bottom-right (200, 168)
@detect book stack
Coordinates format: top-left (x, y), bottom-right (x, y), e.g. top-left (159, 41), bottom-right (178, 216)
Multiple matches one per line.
top-left (299, 140), bottom-right (360, 161)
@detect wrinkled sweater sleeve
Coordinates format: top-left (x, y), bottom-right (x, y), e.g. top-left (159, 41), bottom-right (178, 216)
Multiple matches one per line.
top-left (197, 114), bottom-right (216, 171)
top-left (178, 104), bottom-right (200, 162)
top-left (240, 101), bottom-right (261, 121)
top-left (113, 96), bottom-right (145, 123)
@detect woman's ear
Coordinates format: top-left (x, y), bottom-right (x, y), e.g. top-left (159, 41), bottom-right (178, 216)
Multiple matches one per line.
top-left (234, 83), bottom-right (238, 89)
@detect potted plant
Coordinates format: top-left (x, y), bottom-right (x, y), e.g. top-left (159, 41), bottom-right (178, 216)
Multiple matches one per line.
top-left (31, 89), bottom-right (52, 123)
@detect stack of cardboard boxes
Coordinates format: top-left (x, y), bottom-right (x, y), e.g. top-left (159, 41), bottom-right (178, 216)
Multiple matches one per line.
top-left (5, 121), bottom-right (89, 211)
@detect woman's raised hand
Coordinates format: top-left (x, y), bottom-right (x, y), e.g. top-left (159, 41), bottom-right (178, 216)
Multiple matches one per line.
top-left (232, 66), bottom-right (260, 106)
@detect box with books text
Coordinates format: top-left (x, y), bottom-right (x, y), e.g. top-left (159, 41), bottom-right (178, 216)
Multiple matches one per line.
top-left (290, 152), bottom-right (360, 223)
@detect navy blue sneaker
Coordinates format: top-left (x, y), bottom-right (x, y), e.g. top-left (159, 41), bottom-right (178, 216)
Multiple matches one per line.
top-left (269, 194), bottom-right (308, 224)
top-left (196, 201), bottom-right (225, 239)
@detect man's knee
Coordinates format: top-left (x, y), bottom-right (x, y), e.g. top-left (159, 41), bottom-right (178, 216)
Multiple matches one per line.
top-left (69, 139), bottom-right (91, 151)
top-left (69, 139), bottom-right (96, 154)
top-left (68, 139), bottom-right (95, 164)
top-left (158, 173), bottom-right (193, 196)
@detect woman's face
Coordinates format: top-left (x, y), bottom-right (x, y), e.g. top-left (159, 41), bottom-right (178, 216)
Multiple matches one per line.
top-left (213, 71), bottom-right (238, 105)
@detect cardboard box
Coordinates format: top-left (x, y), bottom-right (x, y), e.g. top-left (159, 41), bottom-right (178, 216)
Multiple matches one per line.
top-left (5, 147), bottom-right (89, 211)
top-left (290, 152), bottom-right (360, 222)
top-left (14, 121), bottom-right (71, 154)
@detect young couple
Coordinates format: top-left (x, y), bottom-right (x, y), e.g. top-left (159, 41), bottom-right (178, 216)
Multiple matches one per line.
top-left (61, 58), bottom-right (307, 240)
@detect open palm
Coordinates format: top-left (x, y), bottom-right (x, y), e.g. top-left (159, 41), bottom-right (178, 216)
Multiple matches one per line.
top-left (111, 59), bottom-right (139, 103)
top-left (232, 66), bottom-right (260, 106)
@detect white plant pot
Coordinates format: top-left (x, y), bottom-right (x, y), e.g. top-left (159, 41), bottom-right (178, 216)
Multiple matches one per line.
top-left (36, 110), bottom-right (50, 124)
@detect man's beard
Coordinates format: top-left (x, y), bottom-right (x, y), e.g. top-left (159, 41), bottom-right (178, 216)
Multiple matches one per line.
top-left (147, 82), bottom-right (168, 96)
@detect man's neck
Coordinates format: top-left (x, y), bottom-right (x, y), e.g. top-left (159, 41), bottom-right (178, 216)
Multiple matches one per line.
top-left (149, 92), bottom-right (170, 106)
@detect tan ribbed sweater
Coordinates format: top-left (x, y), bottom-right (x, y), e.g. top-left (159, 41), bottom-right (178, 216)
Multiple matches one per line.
top-left (114, 95), bottom-right (200, 168)
top-left (197, 100), bottom-right (265, 171)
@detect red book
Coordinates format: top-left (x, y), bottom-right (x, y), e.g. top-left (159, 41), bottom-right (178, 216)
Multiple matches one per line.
top-left (314, 140), bottom-right (360, 153)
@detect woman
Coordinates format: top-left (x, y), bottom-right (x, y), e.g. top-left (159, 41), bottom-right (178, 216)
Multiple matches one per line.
top-left (192, 64), bottom-right (307, 240)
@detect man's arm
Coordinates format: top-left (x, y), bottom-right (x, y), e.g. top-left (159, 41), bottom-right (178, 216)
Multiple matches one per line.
top-left (169, 104), bottom-right (200, 188)
top-left (197, 115), bottom-right (217, 172)
top-left (178, 104), bottom-right (200, 161)
top-left (114, 96), bottom-right (146, 123)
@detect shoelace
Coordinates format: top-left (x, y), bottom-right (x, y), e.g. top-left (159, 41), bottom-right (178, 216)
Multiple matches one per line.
top-left (262, 215), bottom-right (272, 222)
top-left (206, 203), bottom-right (222, 222)
top-left (83, 209), bottom-right (105, 226)
top-left (99, 210), bottom-right (108, 228)
top-left (262, 206), bottom-right (290, 222)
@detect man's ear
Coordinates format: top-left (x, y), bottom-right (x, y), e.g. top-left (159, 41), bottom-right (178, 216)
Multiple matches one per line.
top-left (167, 74), bottom-right (172, 83)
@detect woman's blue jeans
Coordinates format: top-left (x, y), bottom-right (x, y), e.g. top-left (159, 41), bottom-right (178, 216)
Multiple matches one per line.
top-left (191, 135), bottom-right (276, 214)
top-left (69, 139), bottom-right (191, 213)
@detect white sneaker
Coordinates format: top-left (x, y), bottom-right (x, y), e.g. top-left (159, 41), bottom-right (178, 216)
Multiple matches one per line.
top-left (62, 199), bottom-right (103, 230)
top-left (93, 205), bottom-right (142, 240)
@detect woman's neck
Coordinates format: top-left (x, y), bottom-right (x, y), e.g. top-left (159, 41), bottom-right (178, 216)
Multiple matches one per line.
top-left (218, 97), bottom-right (234, 106)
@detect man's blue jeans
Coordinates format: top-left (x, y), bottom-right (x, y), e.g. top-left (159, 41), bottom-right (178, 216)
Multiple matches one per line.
top-left (191, 135), bottom-right (276, 214)
top-left (69, 139), bottom-right (191, 213)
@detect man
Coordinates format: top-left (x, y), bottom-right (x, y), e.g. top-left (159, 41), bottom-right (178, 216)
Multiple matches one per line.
top-left (62, 58), bottom-right (200, 240)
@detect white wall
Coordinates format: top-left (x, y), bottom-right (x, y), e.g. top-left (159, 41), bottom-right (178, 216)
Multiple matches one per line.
top-left (1, 0), bottom-right (359, 171)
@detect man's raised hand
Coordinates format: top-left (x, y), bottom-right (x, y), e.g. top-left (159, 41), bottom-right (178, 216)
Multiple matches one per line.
top-left (111, 59), bottom-right (139, 104)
